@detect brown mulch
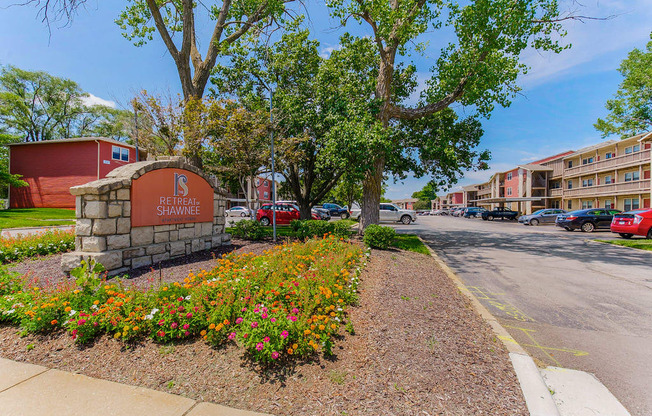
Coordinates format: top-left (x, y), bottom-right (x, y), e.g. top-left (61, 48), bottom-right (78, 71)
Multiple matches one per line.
top-left (0, 247), bottom-right (527, 416)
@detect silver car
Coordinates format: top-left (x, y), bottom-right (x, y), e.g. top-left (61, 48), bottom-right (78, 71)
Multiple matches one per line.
top-left (350, 203), bottom-right (417, 224)
top-left (518, 209), bottom-right (567, 226)
top-left (225, 206), bottom-right (252, 217)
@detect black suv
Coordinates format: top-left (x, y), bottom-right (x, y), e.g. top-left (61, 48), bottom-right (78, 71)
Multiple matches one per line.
top-left (481, 207), bottom-right (519, 221)
top-left (555, 208), bottom-right (621, 232)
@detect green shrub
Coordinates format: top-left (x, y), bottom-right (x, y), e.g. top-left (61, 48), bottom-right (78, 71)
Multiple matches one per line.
top-left (229, 219), bottom-right (267, 240)
top-left (290, 220), bottom-right (352, 240)
top-left (0, 229), bottom-right (75, 264)
top-left (363, 224), bottom-right (396, 249)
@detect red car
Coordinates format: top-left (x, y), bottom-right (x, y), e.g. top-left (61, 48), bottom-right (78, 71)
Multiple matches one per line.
top-left (610, 209), bottom-right (652, 239)
top-left (256, 203), bottom-right (319, 225)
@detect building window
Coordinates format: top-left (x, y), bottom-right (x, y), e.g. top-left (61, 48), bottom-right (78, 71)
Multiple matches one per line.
top-left (624, 198), bottom-right (640, 212)
top-left (506, 172), bottom-right (512, 181)
top-left (567, 200), bottom-right (572, 210)
top-left (256, 178), bottom-right (260, 186)
top-left (604, 199), bottom-right (613, 209)
top-left (582, 179), bottom-right (593, 187)
top-left (567, 180), bottom-right (573, 189)
top-left (264, 191), bottom-right (269, 199)
top-left (605, 153), bottom-right (612, 159)
top-left (624, 145), bottom-right (640, 154)
top-left (582, 200), bottom-right (594, 209)
top-left (264, 180), bottom-right (269, 187)
top-left (624, 172), bottom-right (640, 182)
top-left (582, 157), bottom-right (594, 165)
top-left (604, 175), bottom-right (612, 184)
top-left (112, 146), bottom-right (129, 161)
top-left (507, 187), bottom-right (512, 196)
top-left (568, 160), bottom-right (573, 168)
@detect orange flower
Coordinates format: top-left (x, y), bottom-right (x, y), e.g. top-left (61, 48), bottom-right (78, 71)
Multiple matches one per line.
top-left (51, 319), bottom-right (57, 325)
top-left (209, 323), bottom-right (216, 329)
top-left (64, 306), bottom-right (72, 312)
top-left (200, 330), bottom-right (207, 336)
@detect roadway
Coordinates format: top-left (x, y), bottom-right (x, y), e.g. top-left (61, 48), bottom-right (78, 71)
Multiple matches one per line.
top-left (399, 215), bottom-right (652, 416)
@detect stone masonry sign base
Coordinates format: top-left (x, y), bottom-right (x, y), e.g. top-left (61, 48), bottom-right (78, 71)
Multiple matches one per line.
top-left (61, 157), bottom-right (230, 275)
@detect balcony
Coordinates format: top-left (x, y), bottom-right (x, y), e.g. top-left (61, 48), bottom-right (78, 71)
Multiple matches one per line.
top-left (549, 188), bottom-right (563, 197)
top-left (565, 150), bottom-right (651, 177)
top-left (564, 180), bottom-right (651, 198)
top-left (477, 188), bottom-right (492, 197)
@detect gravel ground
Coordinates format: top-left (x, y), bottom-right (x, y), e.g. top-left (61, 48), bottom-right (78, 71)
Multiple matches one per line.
top-left (0, 245), bottom-right (527, 415)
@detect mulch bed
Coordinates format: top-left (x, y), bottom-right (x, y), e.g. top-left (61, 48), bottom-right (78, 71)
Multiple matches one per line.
top-left (0, 244), bottom-right (527, 415)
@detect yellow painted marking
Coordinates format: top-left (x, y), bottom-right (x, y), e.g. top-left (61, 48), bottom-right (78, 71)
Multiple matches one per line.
top-left (465, 286), bottom-right (535, 322)
top-left (504, 325), bottom-right (589, 366)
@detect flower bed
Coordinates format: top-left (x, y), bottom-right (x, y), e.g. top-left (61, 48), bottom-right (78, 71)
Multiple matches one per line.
top-left (0, 229), bottom-right (75, 264)
top-left (0, 235), bottom-right (366, 363)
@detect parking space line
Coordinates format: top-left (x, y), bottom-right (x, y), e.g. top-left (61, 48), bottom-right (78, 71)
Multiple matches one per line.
top-left (505, 325), bottom-right (589, 367)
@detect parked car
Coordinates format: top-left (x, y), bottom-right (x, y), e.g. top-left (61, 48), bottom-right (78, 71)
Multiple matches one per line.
top-left (451, 207), bottom-right (466, 217)
top-left (555, 208), bottom-right (621, 232)
top-left (225, 206), bottom-right (252, 217)
top-left (257, 203), bottom-right (319, 225)
top-left (518, 209), bottom-right (567, 226)
top-left (481, 207), bottom-right (519, 221)
top-left (312, 207), bottom-right (331, 221)
top-left (463, 207), bottom-right (487, 218)
top-left (350, 203), bottom-right (417, 224)
top-left (316, 203), bottom-right (350, 219)
top-left (610, 209), bottom-right (652, 239)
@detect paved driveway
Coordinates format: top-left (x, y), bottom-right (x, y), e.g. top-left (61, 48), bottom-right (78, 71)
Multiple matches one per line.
top-left (402, 216), bottom-right (652, 416)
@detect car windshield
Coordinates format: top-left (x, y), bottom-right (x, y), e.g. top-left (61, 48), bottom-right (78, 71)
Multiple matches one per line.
top-left (624, 209), bottom-right (648, 214)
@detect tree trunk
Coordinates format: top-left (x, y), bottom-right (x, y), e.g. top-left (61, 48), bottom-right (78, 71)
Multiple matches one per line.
top-left (299, 202), bottom-right (312, 221)
top-left (360, 156), bottom-right (385, 233)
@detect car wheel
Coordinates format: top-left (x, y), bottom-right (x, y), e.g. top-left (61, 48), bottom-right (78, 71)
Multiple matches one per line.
top-left (260, 217), bottom-right (270, 226)
top-left (400, 215), bottom-right (412, 225)
top-left (340, 212), bottom-right (349, 220)
top-left (647, 228), bottom-right (652, 239)
top-left (619, 233), bottom-right (633, 239)
top-left (225, 212), bottom-right (229, 217)
top-left (530, 219), bottom-right (540, 226)
top-left (487, 215), bottom-right (494, 221)
top-left (581, 222), bottom-right (595, 233)
top-left (240, 212), bottom-right (246, 217)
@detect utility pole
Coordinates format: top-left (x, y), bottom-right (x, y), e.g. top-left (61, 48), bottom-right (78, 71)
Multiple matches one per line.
top-left (270, 88), bottom-right (277, 242)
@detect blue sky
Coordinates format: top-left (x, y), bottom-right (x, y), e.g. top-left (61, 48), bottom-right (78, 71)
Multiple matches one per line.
top-left (1, 0), bottom-right (650, 199)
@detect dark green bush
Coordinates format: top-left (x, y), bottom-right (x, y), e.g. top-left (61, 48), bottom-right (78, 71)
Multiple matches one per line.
top-left (230, 219), bottom-right (267, 240)
top-left (363, 224), bottom-right (396, 249)
top-left (290, 220), bottom-right (352, 240)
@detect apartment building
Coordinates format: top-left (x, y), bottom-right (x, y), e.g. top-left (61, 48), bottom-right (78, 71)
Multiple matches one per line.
top-left (432, 192), bottom-right (464, 210)
top-left (462, 133), bottom-right (652, 214)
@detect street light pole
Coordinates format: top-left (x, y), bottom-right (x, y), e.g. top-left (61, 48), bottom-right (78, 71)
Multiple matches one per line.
top-left (270, 87), bottom-right (277, 242)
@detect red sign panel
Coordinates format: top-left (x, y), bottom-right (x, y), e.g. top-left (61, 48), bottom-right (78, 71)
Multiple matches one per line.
top-left (131, 168), bottom-right (214, 227)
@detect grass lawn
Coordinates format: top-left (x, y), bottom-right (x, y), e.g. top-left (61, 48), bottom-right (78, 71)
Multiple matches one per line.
top-left (0, 208), bottom-right (76, 230)
top-left (596, 238), bottom-right (652, 251)
top-left (226, 224), bottom-right (297, 238)
top-left (391, 234), bottom-right (430, 255)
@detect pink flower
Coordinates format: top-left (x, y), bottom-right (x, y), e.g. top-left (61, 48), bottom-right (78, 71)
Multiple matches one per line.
top-left (256, 343), bottom-right (264, 351)
top-left (263, 336), bottom-right (270, 343)
top-left (171, 322), bottom-right (178, 329)
top-left (170, 310), bottom-right (176, 315)
top-left (177, 297), bottom-right (183, 302)
top-left (271, 351), bottom-right (279, 360)
top-left (158, 319), bottom-right (165, 326)
top-left (183, 324), bottom-right (190, 330)
top-left (251, 321), bottom-right (258, 328)
top-left (93, 322), bottom-right (98, 327)
top-left (261, 313), bottom-right (268, 319)
top-left (228, 332), bottom-right (236, 340)
top-left (77, 319), bottom-right (86, 326)
top-left (158, 331), bottom-right (165, 337)
top-left (262, 307), bottom-right (268, 313)
top-left (178, 306), bottom-right (185, 312)
top-left (254, 308), bottom-right (260, 313)
top-left (241, 307), bottom-right (247, 312)
top-left (270, 318), bottom-right (276, 323)
top-left (186, 312), bottom-right (193, 318)
top-left (184, 331), bottom-right (190, 336)
top-left (292, 308), bottom-right (299, 314)
top-left (235, 317), bottom-right (243, 324)
top-left (194, 306), bottom-right (199, 312)
top-left (281, 330), bottom-right (289, 339)
top-left (288, 316), bottom-right (297, 322)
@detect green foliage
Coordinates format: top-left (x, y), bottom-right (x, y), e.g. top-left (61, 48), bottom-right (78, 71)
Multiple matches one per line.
top-left (413, 200), bottom-right (431, 211)
top-left (229, 219), bottom-right (267, 241)
top-left (0, 229), bottom-right (75, 264)
top-left (363, 224), bottom-right (396, 249)
top-left (391, 234), bottom-right (430, 255)
top-left (412, 182), bottom-right (437, 202)
top-left (290, 220), bottom-right (353, 240)
top-left (69, 259), bottom-right (106, 290)
top-left (595, 33), bottom-right (652, 138)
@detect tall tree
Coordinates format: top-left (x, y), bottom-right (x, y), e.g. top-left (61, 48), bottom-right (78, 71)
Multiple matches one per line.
top-left (412, 182), bottom-right (437, 202)
top-left (595, 32), bottom-right (652, 138)
top-left (0, 65), bottom-right (124, 141)
top-left (130, 91), bottom-right (184, 156)
top-left (0, 131), bottom-right (28, 198)
top-left (326, 0), bottom-right (572, 229)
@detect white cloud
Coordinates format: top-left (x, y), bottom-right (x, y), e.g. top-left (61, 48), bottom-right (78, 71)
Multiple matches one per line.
top-left (319, 45), bottom-right (341, 59)
top-left (81, 93), bottom-right (116, 108)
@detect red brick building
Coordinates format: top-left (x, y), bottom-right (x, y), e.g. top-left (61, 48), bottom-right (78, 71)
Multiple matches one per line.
top-left (8, 137), bottom-right (145, 209)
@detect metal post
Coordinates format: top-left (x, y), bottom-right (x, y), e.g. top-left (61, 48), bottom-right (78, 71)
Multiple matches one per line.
top-left (270, 88), bottom-right (277, 242)
top-left (134, 102), bottom-right (140, 162)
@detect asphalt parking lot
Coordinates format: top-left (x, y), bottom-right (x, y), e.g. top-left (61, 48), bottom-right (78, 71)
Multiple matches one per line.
top-left (402, 215), bottom-right (652, 416)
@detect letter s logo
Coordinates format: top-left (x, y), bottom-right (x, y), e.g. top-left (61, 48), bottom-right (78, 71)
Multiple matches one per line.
top-left (174, 173), bottom-right (189, 196)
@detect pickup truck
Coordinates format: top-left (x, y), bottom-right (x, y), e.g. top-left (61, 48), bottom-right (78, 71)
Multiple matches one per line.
top-left (350, 203), bottom-right (417, 225)
top-left (481, 207), bottom-right (519, 221)
top-left (315, 203), bottom-right (350, 219)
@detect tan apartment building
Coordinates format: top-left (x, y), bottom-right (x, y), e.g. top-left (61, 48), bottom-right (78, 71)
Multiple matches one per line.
top-left (462, 133), bottom-right (652, 215)
top-left (432, 192), bottom-right (464, 210)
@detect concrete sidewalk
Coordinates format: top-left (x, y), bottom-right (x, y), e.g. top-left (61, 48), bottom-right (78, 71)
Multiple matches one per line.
top-left (0, 224), bottom-right (75, 238)
top-left (0, 358), bottom-right (270, 416)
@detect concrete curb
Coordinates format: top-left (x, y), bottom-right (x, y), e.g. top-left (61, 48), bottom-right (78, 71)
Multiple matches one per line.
top-left (587, 238), bottom-right (652, 255)
top-left (418, 236), bottom-right (560, 416)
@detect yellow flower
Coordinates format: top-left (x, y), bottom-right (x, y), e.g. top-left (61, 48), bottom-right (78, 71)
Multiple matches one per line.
top-left (319, 325), bottom-right (325, 331)
top-left (209, 323), bottom-right (216, 329)
top-left (200, 330), bottom-right (207, 336)
top-left (304, 329), bottom-right (311, 335)
top-left (93, 300), bottom-right (100, 305)
top-left (113, 332), bottom-right (121, 339)
top-left (123, 326), bottom-right (130, 332)
top-left (292, 343), bottom-right (298, 350)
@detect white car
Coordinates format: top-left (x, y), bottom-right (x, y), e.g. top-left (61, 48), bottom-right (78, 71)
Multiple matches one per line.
top-left (225, 206), bottom-right (252, 217)
top-left (350, 203), bottom-right (417, 225)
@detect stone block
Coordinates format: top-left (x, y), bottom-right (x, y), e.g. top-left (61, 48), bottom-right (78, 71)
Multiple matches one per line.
top-left (88, 251), bottom-right (123, 270)
top-left (84, 201), bottom-right (107, 219)
top-left (107, 234), bottom-right (130, 250)
top-left (186, 244), bottom-right (192, 255)
top-left (123, 201), bottom-right (131, 217)
top-left (154, 225), bottom-right (171, 232)
top-left (82, 236), bottom-right (106, 252)
top-left (146, 244), bottom-right (166, 256)
top-left (109, 191), bottom-right (116, 200)
top-left (92, 218), bottom-right (117, 235)
top-left (154, 232), bottom-right (169, 243)
top-left (222, 233), bottom-right (231, 243)
top-left (191, 238), bottom-right (202, 253)
top-left (74, 237), bottom-right (82, 251)
top-left (76, 196), bottom-right (83, 217)
top-left (169, 241), bottom-right (186, 256)
top-left (61, 253), bottom-right (82, 272)
top-left (194, 223), bottom-right (203, 237)
top-left (201, 222), bottom-right (213, 236)
top-left (117, 218), bottom-right (131, 234)
top-left (108, 267), bottom-right (129, 277)
top-left (84, 194), bottom-right (100, 201)
top-left (204, 241), bottom-right (211, 250)
top-left (178, 227), bottom-right (195, 240)
top-left (76, 219), bottom-right (92, 236)
top-left (116, 188), bottom-right (130, 200)
top-left (152, 252), bottom-right (170, 263)
top-left (213, 203), bottom-right (220, 217)
top-left (131, 255), bottom-right (152, 269)
top-left (131, 226), bottom-right (154, 246)
top-left (169, 230), bottom-right (178, 241)
top-left (211, 235), bottom-right (222, 247)
top-left (123, 247), bottom-right (145, 259)
top-left (108, 203), bottom-right (122, 218)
